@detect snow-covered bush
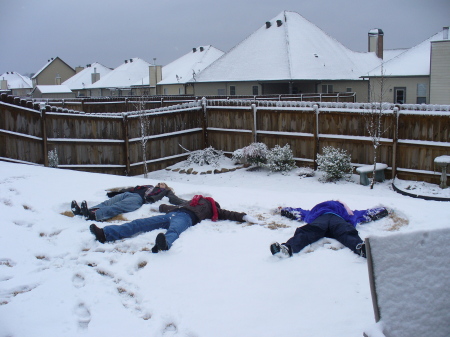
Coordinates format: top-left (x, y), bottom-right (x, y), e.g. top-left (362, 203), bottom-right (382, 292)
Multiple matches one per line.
top-left (231, 148), bottom-right (245, 164)
top-left (48, 149), bottom-right (58, 168)
top-left (316, 146), bottom-right (353, 182)
top-left (241, 142), bottom-right (269, 167)
top-left (264, 144), bottom-right (297, 174)
top-left (185, 146), bottom-right (224, 167)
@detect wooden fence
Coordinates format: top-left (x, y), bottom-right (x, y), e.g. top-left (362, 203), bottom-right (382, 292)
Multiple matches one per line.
top-left (1, 94), bottom-right (449, 185)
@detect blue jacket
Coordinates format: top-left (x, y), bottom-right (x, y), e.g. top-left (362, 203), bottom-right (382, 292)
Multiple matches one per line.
top-left (281, 200), bottom-right (387, 227)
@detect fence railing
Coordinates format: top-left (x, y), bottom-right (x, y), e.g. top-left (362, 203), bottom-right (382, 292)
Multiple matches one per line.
top-left (1, 94), bottom-right (449, 184)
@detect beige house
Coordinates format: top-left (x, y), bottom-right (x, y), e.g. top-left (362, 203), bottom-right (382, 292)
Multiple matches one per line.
top-left (364, 27), bottom-right (450, 105)
top-left (31, 57), bottom-right (75, 87)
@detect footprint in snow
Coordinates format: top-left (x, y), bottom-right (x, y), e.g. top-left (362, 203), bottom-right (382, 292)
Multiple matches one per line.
top-left (74, 302), bottom-right (91, 329)
top-left (72, 273), bottom-right (85, 288)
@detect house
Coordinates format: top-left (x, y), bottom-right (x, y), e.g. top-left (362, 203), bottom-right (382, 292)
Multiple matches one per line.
top-left (86, 58), bottom-right (151, 97)
top-left (189, 11), bottom-right (382, 101)
top-left (363, 27), bottom-right (450, 105)
top-left (0, 71), bottom-right (33, 97)
top-left (62, 62), bottom-right (112, 97)
top-left (156, 45), bottom-right (224, 95)
top-left (31, 85), bottom-right (75, 99)
top-left (31, 57), bottom-right (76, 87)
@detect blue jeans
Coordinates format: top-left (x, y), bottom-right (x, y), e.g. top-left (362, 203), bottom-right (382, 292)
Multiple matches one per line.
top-left (102, 211), bottom-right (193, 248)
top-left (92, 192), bottom-right (144, 221)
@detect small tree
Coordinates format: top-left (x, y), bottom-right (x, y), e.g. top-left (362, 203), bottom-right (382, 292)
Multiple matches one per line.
top-left (316, 146), bottom-right (353, 182)
top-left (134, 96), bottom-right (149, 178)
top-left (366, 63), bottom-right (390, 189)
top-left (265, 144), bottom-right (297, 174)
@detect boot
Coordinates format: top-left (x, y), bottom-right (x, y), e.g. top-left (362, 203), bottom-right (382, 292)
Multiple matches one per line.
top-left (71, 200), bottom-right (81, 216)
top-left (155, 233), bottom-right (169, 251)
top-left (89, 224), bottom-right (106, 243)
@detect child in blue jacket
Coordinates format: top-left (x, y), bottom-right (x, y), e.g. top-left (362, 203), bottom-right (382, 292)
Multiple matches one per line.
top-left (270, 200), bottom-right (388, 258)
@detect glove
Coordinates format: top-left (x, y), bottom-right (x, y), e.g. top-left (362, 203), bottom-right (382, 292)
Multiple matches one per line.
top-left (281, 209), bottom-right (296, 220)
top-left (369, 208), bottom-right (389, 221)
top-left (243, 215), bottom-right (262, 224)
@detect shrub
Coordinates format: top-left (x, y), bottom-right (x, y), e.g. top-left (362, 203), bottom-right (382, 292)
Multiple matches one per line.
top-left (231, 148), bottom-right (245, 164)
top-left (48, 149), bottom-right (58, 168)
top-left (265, 144), bottom-right (297, 174)
top-left (241, 142), bottom-right (269, 167)
top-left (316, 146), bottom-right (353, 182)
top-left (297, 166), bottom-right (315, 178)
top-left (185, 146), bottom-right (224, 167)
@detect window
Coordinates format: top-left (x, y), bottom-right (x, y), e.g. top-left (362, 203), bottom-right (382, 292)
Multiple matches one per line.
top-left (252, 85), bottom-right (259, 95)
top-left (218, 88), bottom-right (225, 95)
top-left (416, 83), bottom-right (427, 104)
top-left (163, 88), bottom-right (168, 95)
top-left (322, 84), bottom-right (333, 93)
top-left (394, 87), bottom-right (406, 104)
top-left (230, 86), bottom-right (236, 95)
top-left (346, 87), bottom-right (352, 92)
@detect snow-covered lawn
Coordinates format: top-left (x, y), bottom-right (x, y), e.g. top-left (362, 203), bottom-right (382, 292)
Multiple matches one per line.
top-left (0, 160), bottom-right (449, 337)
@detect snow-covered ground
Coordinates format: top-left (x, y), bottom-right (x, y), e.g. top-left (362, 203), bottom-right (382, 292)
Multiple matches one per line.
top-left (0, 160), bottom-right (449, 337)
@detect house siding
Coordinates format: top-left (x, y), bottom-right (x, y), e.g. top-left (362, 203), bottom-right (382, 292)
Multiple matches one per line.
top-left (430, 40), bottom-right (450, 104)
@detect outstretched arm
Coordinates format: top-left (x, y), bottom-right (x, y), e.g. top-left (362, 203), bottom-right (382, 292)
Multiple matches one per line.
top-left (353, 207), bottom-right (389, 225)
top-left (279, 207), bottom-right (308, 222)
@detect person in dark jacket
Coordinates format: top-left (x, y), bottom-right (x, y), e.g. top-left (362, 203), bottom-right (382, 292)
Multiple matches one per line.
top-left (89, 194), bottom-right (260, 252)
top-left (72, 183), bottom-right (183, 221)
top-left (270, 200), bottom-right (389, 258)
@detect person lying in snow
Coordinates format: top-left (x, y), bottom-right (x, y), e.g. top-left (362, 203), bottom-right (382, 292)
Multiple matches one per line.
top-left (89, 194), bottom-right (261, 252)
top-left (72, 182), bottom-right (185, 221)
top-left (270, 200), bottom-right (389, 258)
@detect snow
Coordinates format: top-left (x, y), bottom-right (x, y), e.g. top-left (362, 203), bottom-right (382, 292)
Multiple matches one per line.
top-left (86, 58), bottom-right (151, 89)
top-left (368, 228), bottom-right (450, 337)
top-left (366, 28), bottom-right (448, 77)
top-left (0, 71), bottom-right (32, 89)
top-left (0, 159), bottom-right (449, 337)
top-left (157, 45), bottom-right (224, 85)
top-left (356, 163), bottom-right (388, 174)
top-left (434, 155), bottom-right (450, 165)
top-left (34, 85), bottom-right (72, 94)
top-left (194, 11), bottom-right (381, 82)
top-left (62, 63), bottom-right (112, 90)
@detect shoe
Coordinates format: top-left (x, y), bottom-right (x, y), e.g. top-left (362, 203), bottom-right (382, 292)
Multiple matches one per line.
top-left (356, 242), bottom-right (366, 258)
top-left (270, 242), bottom-right (292, 258)
top-left (71, 200), bottom-right (81, 216)
top-left (81, 201), bottom-right (96, 221)
top-left (89, 224), bottom-right (106, 243)
top-left (155, 233), bottom-right (169, 251)
top-left (151, 245), bottom-right (159, 253)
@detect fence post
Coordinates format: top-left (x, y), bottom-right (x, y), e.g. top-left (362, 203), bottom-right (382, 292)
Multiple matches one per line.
top-left (122, 113), bottom-right (131, 175)
top-left (41, 103), bottom-right (49, 167)
top-left (391, 107), bottom-right (399, 179)
top-left (313, 104), bottom-right (320, 170)
top-left (201, 97), bottom-right (208, 148)
top-left (251, 103), bottom-right (257, 143)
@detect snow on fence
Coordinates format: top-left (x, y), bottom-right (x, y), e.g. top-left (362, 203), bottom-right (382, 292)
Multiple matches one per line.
top-left (1, 94), bottom-right (449, 182)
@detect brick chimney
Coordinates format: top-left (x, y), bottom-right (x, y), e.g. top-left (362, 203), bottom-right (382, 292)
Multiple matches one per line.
top-left (368, 28), bottom-right (384, 59)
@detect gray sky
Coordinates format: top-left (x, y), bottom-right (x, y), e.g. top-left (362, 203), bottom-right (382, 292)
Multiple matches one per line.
top-left (1, 0), bottom-right (449, 76)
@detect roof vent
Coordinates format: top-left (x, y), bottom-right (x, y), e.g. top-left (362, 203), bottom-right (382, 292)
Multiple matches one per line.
top-left (130, 59), bottom-right (133, 62)
top-left (444, 27), bottom-right (449, 40)
top-left (200, 46), bottom-right (204, 52)
top-left (266, 21), bottom-right (271, 28)
top-left (193, 48), bottom-right (197, 53)
top-left (276, 20), bottom-right (282, 27)
top-left (125, 60), bottom-right (128, 63)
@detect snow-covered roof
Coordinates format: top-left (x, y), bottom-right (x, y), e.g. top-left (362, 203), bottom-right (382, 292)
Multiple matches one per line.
top-left (0, 71), bottom-right (32, 89)
top-left (86, 58), bottom-right (151, 89)
top-left (365, 29), bottom-right (448, 77)
top-left (158, 45), bottom-right (224, 85)
top-left (33, 85), bottom-right (73, 94)
top-left (32, 57), bottom-right (74, 79)
top-left (192, 11), bottom-right (381, 83)
top-left (62, 62), bottom-right (112, 90)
